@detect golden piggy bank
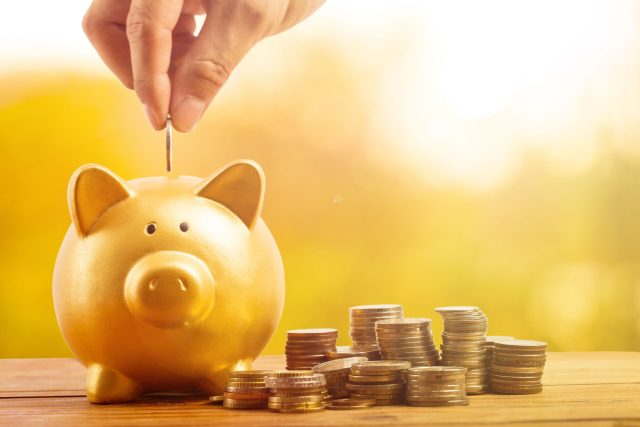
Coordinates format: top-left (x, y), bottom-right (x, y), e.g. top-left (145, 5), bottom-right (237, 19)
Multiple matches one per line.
top-left (53, 160), bottom-right (285, 403)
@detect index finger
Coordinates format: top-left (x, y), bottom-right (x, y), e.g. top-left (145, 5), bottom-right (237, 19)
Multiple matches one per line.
top-left (126, 0), bottom-right (183, 129)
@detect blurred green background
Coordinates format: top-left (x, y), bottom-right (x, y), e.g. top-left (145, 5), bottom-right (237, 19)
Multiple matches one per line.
top-left (1, 0), bottom-right (639, 357)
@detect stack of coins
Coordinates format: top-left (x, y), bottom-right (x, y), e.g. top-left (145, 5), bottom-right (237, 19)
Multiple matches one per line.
top-left (285, 328), bottom-right (338, 370)
top-left (375, 318), bottom-right (440, 367)
top-left (312, 357), bottom-right (367, 399)
top-left (405, 366), bottom-right (469, 407)
top-left (347, 360), bottom-right (410, 405)
top-left (437, 306), bottom-right (489, 394)
top-left (266, 370), bottom-right (328, 413)
top-left (485, 336), bottom-right (515, 365)
top-left (222, 370), bottom-right (271, 409)
top-left (326, 345), bottom-right (381, 361)
top-left (349, 305), bottom-right (403, 347)
top-left (490, 339), bottom-right (547, 394)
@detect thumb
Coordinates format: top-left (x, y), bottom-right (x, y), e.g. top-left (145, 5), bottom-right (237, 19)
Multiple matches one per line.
top-left (170, 3), bottom-right (266, 132)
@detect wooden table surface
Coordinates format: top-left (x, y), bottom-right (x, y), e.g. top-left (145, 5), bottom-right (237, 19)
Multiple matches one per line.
top-left (0, 352), bottom-right (639, 426)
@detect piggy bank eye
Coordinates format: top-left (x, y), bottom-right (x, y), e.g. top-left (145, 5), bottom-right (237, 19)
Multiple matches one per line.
top-left (179, 222), bottom-right (189, 232)
top-left (145, 223), bottom-right (157, 235)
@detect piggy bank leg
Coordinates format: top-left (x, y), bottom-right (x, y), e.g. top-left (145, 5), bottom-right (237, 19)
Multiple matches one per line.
top-left (86, 364), bottom-right (142, 403)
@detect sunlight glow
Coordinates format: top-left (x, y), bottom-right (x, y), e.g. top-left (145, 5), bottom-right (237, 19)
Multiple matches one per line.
top-left (430, 0), bottom-right (621, 120)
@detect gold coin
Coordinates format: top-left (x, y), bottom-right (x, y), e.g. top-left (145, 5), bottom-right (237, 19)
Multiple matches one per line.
top-left (223, 398), bottom-right (268, 409)
top-left (494, 339), bottom-right (547, 350)
top-left (229, 370), bottom-right (271, 379)
top-left (351, 360), bottom-right (411, 373)
top-left (269, 395), bottom-right (325, 403)
top-left (407, 366), bottom-right (467, 375)
top-left (287, 328), bottom-right (338, 336)
top-left (223, 391), bottom-right (269, 400)
top-left (268, 401), bottom-right (325, 410)
top-left (273, 406), bottom-right (326, 414)
top-left (349, 304), bottom-right (403, 313)
top-left (209, 395), bottom-right (224, 404)
top-left (267, 370), bottom-right (314, 378)
top-left (266, 380), bottom-right (327, 390)
top-left (346, 383), bottom-right (404, 393)
top-left (486, 336), bottom-right (515, 343)
top-left (270, 388), bottom-right (327, 396)
top-left (348, 373), bottom-right (403, 383)
top-left (349, 392), bottom-right (403, 400)
top-left (330, 398), bottom-right (375, 406)
top-left (227, 380), bottom-right (266, 388)
top-left (435, 306), bottom-right (480, 313)
top-left (312, 357), bottom-right (368, 373)
top-left (224, 386), bottom-right (268, 393)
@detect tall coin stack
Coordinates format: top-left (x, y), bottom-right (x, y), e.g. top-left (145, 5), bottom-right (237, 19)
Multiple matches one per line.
top-left (349, 304), bottom-right (403, 347)
top-left (347, 360), bottom-right (410, 405)
top-left (312, 357), bottom-right (367, 399)
top-left (405, 366), bottom-right (469, 407)
top-left (490, 339), bottom-right (547, 394)
top-left (222, 370), bottom-right (271, 409)
top-left (326, 345), bottom-right (381, 361)
top-left (375, 318), bottom-right (440, 367)
top-left (285, 328), bottom-right (338, 370)
top-left (266, 371), bottom-right (328, 413)
top-left (436, 306), bottom-right (489, 394)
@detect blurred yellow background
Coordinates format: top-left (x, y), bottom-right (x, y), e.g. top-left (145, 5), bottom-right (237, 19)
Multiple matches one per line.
top-left (1, 0), bottom-right (639, 357)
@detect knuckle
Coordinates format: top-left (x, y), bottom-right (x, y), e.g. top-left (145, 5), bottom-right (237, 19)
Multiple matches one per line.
top-left (238, 0), bottom-right (274, 34)
top-left (82, 11), bottom-right (99, 37)
top-left (125, 6), bottom-right (156, 41)
top-left (188, 58), bottom-right (231, 92)
top-left (240, 0), bottom-right (268, 23)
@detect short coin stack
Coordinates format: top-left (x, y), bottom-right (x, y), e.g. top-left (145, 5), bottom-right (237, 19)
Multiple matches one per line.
top-left (405, 366), bottom-right (469, 407)
top-left (349, 305), bottom-right (403, 347)
top-left (266, 370), bottom-right (328, 413)
top-left (312, 357), bottom-right (367, 399)
top-left (437, 306), bottom-right (489, 394)
top-left (490, 339), bottom-right (547, 394)
top-left (375, 318), bottom-right (440, 367)
top-left (326, 345), bottom-right (381, 361)
top-left (285, 328), bottom-right (338, 370)
top-left (485, 336), bottom-right (515, 370)
top-left (222, 370), bottom-right (271, 409)
top-left (347, 360), bottom-right (410, 405)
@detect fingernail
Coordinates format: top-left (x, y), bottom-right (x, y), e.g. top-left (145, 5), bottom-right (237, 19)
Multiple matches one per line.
top-left (173, 96), bottom-right (205, 132)
top-left (143, 104), bottom-right (160, 129)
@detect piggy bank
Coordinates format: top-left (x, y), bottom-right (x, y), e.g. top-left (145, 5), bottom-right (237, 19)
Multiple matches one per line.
top-left (53, 160), bottom-right (285, 403)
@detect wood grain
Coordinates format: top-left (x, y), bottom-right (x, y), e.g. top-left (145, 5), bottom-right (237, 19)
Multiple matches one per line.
top-left (0, 353), bottom-right (638, 426)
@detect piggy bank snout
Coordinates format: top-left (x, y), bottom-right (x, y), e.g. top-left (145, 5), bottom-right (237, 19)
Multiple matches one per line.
top-left (124, 251), bottom-right (215, 328)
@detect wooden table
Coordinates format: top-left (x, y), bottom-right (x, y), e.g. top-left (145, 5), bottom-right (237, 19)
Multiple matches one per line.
top-left (1, 353), bottom-right (638, 426)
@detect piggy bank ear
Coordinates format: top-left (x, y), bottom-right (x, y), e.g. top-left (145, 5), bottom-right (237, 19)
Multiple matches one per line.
top-left (194, 160), bottom-right (265, 229)
top-left (68, 164), bottom-right (132, 237)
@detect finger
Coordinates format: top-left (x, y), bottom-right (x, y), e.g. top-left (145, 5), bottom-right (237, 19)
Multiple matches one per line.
top-left (171, 13), bottom-right (197, 70)
top-left (170, 1), bottom-right (265, 132)
top-left (277, 0), bottom-right (326, 33)
top-left (182, 0), bottom-right (206, 15)
top-left (126, 0), bottom-right (183, 129)
top-left (83, 0), bottom-right (133, 88)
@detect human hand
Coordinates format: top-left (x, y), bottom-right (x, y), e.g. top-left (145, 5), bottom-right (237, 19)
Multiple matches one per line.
top-left (83, 0), bottom-right (324, 132)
